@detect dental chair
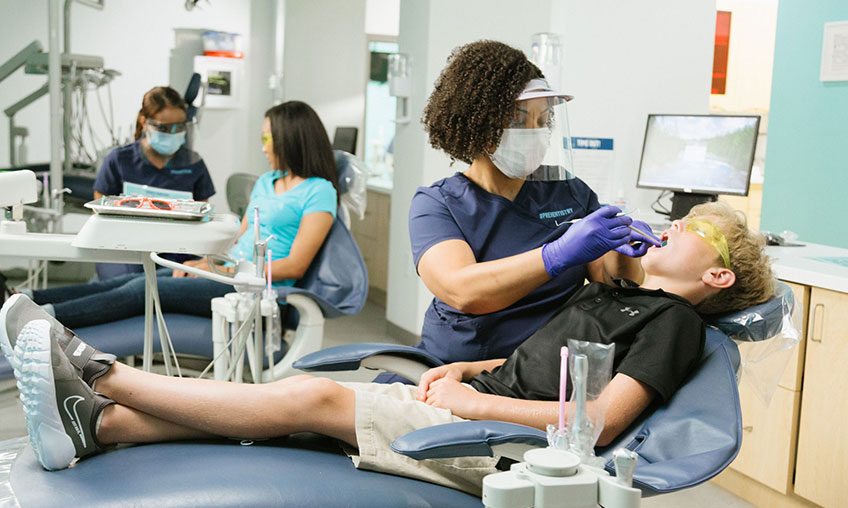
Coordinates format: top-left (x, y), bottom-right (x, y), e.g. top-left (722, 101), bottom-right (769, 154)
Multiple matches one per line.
top-left (1, 284), bottom-right (793, 507)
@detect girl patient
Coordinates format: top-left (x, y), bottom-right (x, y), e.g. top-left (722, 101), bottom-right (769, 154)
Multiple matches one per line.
top-left (0, 202), bottom-right (773, 496)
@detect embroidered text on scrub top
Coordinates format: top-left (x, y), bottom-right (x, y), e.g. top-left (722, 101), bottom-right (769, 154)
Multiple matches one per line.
top-left (538, 208), bottom-right (574, 220)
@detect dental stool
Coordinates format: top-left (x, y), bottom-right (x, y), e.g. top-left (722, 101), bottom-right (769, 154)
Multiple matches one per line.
top-left (0, 284), bottom-right (793, 507)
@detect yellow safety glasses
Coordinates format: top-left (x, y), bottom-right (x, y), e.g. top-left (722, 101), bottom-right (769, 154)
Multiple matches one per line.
top-left (261, 132), bottom-right (273, 147)
top-left (685, 218), bottom-right (731, 269)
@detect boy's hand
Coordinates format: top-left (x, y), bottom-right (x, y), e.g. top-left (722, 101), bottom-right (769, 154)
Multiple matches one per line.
top-left (417, 363), bottom-right (465, 401)
top-left (423, 377), bottom-right (481, 419)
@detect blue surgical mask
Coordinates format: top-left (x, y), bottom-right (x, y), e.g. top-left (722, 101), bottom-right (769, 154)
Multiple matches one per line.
top-left (148, 129), bottom-right (186, 156)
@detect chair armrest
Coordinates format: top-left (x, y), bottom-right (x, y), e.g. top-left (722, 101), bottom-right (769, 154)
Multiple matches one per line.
top-left (293, 343), bottom-right (444, 381)
top-left (391, 421), bottom-right (548, 462)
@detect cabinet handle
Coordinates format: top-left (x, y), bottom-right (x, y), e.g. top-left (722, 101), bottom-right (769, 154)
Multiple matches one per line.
top-left (742, 425), bottom-right (753, 433)
top-left (811, 303), bottom-right (825, 343)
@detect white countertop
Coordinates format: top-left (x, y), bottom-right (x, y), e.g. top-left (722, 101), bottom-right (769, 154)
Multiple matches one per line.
top-left (366, 178), bottom-right (393, 195)
top-left (767, 242), bottom-right (848, 294)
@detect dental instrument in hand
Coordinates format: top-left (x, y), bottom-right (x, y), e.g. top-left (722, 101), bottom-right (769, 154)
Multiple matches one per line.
top-left (559, 211), bottom-right (662, 247)
top-left (626, 224), bottom-right (662, 247)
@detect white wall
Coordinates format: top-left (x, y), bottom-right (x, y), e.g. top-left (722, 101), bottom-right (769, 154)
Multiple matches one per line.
top-left (0, 0), bottom-right (277, 212)
top-left (385, 0), bottom-right (716, 336)
top-left (282, 0), bottom-right (367, 157)
top-left (549, 0), bottom-right (716, 213)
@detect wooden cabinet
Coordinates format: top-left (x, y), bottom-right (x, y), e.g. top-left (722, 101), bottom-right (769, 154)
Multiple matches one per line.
top-left (349, 189), bottom-right (390, 306)
top-left (729, 281), bottom-right (808, 494)
top-left (731, 383), bottom-right (801, 494)
top-left (794, 287), bottom-right (848, 508)
top-left (716, 282), bottom-right (848, 508)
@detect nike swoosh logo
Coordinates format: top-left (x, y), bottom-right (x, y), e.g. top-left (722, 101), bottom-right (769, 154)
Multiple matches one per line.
top-left (63, 395), bottom-right (87, 448)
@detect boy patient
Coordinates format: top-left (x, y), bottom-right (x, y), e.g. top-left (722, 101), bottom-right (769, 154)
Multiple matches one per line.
top-left (0, 202), bottom-right (774, 496)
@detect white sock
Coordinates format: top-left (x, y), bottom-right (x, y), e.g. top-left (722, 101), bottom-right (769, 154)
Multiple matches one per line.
top-left (42, 303), bottom-right (55, 317)
top-left (20, 289), bottom-right (34, 298)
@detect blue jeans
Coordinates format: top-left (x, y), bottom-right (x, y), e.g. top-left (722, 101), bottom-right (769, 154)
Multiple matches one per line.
top-left (32, 269), bottom-right (234, 329)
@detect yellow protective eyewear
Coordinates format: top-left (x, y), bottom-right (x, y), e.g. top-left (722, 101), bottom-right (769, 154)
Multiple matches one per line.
top-left (261, 132), bottom-right (273, 147)
top-left (684, 218), bottom-right (731, 269)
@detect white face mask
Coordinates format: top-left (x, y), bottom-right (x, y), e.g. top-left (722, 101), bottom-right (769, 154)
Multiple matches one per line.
top-left (489, 128), bottom-right (551, 179)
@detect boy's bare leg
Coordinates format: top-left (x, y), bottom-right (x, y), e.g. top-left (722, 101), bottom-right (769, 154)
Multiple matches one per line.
top-left (95, 363), bottom-right (358, 446)
top-left (98, 404), bottom-right (215, 444)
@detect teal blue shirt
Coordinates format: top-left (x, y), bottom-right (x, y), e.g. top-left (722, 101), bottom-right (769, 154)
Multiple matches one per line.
top-left (230, 172), bottom-right (337, 287)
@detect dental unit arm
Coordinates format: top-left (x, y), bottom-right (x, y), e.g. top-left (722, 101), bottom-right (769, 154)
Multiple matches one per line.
top-left (0, 170), bottom-right (39, 228)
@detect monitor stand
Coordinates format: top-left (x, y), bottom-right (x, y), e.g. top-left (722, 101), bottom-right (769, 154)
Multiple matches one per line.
top-left (670, 192), bottom-right (717, 220)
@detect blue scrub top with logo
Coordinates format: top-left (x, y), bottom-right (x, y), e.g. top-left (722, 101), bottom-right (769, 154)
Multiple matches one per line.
top-left (93, 140), bottom-right (216, 201)
top-left (409, 172), bottom-right (600, 364)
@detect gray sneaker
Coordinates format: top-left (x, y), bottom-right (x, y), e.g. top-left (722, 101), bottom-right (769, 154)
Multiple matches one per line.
top-left (14, 319), bottom-right (116, 470)
top-left (0, 294), bottom-right (115, 386)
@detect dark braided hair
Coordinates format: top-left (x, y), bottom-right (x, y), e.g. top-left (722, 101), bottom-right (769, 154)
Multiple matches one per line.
top-left (422, 40), bottom-right (543, 164)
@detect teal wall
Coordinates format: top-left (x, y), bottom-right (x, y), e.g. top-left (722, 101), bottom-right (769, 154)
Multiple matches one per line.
top-left (761, 0), bottom-right (848, 247)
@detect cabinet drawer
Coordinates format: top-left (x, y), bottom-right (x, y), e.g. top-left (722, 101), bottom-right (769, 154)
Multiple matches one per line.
top-left (729, 384), bottom-right (800, 494)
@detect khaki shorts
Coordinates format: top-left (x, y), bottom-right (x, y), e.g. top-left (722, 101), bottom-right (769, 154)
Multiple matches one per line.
top-left (338, 382), bottom-right (500, 497)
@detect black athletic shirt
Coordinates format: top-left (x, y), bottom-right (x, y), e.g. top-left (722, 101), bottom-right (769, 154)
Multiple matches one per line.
top-left (469, 280), bottom-right (705, 403)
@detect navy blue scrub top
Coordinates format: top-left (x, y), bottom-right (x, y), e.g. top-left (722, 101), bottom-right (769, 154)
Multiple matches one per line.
top-left (93, 140), bottom-right (216, 201)
top-left (409, 172), bottom-right (600, 364)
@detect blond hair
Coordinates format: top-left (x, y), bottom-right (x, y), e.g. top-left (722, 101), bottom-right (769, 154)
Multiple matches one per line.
top-left (685, 202), bottom-right (775, 315)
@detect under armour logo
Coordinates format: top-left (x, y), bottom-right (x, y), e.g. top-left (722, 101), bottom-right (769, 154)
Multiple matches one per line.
top-left (72, 343), bottom-right (86, 357)
top-left (620, 306), bottom-right (640, 317)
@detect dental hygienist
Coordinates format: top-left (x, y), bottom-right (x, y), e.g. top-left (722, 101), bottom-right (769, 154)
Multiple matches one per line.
top-left (92, 86), bottom-right (216, 279)
top-left (397, 40), bottom-right (653, 371)
top-left (93, 85), bottom-right (215, 203)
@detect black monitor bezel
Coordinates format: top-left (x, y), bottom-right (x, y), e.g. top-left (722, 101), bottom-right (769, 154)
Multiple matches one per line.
top-left (635, 113), bottom-right (760, 197)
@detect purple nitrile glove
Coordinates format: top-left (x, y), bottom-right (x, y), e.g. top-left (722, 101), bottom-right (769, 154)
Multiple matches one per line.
top-left (614, 220), bottom-right (657, 257)
top-left (541, 206), bottom-right (632, 277)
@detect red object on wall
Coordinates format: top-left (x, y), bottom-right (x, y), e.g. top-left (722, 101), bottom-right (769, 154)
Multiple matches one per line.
top-left (712, 10), bottom-right (732, 95)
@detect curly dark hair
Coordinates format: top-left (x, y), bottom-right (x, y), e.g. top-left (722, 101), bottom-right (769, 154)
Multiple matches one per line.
top-left (422, 40), bottom-right (543, 164)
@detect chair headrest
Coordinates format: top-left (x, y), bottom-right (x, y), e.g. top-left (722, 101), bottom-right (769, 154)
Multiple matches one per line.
top-left (706, 281), bottom-right (793, 342)
top-left (334, 150), bottom-right (356, 195)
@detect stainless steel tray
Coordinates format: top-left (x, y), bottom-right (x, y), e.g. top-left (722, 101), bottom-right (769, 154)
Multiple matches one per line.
top-left (84, 196), bottom-right (213, 221)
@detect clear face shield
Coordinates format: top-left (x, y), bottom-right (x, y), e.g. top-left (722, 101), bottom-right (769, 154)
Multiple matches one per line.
top-left (490, 78), bottom-right (575, 181)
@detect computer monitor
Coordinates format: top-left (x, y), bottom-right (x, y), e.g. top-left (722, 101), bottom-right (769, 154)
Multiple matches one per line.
top-left (636, 114), bottom-right (760, 220)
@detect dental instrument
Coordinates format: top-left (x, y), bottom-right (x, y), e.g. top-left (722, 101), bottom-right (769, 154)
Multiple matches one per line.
top-left (558, 346), bottom-right (568, 432)
top-left (626, 225), bottom-right (663, 247)
top-left (560, 212), bottom-right (662, 247)
top-left (613, 448), bottom-right (638, 488)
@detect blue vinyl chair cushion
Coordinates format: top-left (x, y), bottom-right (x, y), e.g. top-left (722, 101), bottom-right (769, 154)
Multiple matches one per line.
top-left (279, 215), bottom-right (368, 319)
top-left (9, 435), bottom-right (482, 508)
top-left (392, 421), bottom-right (547, 460)
top-left (706, 281), bottom-right (793, 342)
top-left (294, 343), bottom-right (443, 372)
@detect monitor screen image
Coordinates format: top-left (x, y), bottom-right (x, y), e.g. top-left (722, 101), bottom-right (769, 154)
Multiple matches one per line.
top-left (636, 114), bottom-right (759, 196)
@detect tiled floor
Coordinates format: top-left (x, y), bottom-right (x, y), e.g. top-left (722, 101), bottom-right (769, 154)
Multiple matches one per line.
top-left (0, 300), bottom-right (753, 507)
